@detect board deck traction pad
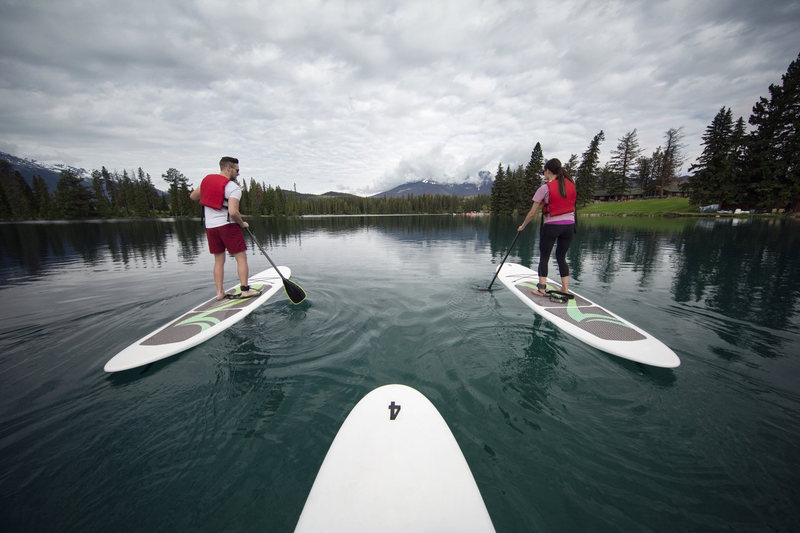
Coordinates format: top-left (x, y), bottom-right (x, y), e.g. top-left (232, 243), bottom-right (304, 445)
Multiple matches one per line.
top-left (497, 262), bottom-right (680, 368)
top-left (104, 267), bottom-right (290, 372)
top-left (510, 275), bottom-right (647, 342)
top-left (140, 282), bottom-right (274, 346)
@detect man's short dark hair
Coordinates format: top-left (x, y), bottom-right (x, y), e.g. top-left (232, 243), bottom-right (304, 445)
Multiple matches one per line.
top-left (219, 156), bottom-right (239, 170)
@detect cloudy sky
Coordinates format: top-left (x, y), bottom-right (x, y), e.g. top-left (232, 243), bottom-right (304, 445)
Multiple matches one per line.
top-left (1, 0), bottom-right (798, 195)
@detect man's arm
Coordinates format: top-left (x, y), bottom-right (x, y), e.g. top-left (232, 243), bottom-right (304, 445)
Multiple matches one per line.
top-left (227, 197), bottom-right (248, 228)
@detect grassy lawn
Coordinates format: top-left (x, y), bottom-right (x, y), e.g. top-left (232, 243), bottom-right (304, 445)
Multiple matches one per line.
top-left (579, 197), bottom-right (697, 216)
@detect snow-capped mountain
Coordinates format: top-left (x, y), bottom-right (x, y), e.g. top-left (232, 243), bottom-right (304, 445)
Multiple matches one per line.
top-left (374, 171), bottom-right (493, 198)
top-left (0, 151), bottom-right (89, 191)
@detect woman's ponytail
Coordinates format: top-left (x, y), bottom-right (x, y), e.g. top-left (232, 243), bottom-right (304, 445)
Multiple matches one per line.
top-left (544, 158), bottom-right (574, 198)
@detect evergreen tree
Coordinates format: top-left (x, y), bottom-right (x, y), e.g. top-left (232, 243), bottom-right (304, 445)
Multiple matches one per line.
top-left (163, 168), bottom-right (191, 216)
top-left (727, 117), bottom-right (749, 207)
top-left (655, 127), bottom-right (687, 197)
top-left (649, 147), bottom-right (664, 192)
top-left (102, 167), bottom-right (121, 215)
top-left (133, 178), bottom-right (151, 217)
top-left (597, 163), bottom-right (615, 191)
top-left (564, 154), bottom-right (579, 176)
top-left (136, 168), bottom-right (159, 215)
top-left (686, 108), bottom-right (736, 206)
top-left (575, 131), bottom-right (605, 206)
top-left (744, 52), bottom-right (800, 210)
top-left (1, 161), bottom-right (37, 219)
top-left (119, 170), bottom-right (135, 216)
top-left (636, 156), bottom-right (654, 189)
top-left (240, 179), bottom-right (250, 215)
top-left (32, 175), bottom-right (54, 219)
top-left (54, 169), bottom-right (94, 219)
top-left (490, 163), bottom-right (514, 215)
top-left (0, 159), bottom-right (16, 219)
top-left (609, 129), bottom-right (644, 197)
top-left (91, 169), bottom-right (111, 217)
top-left (523, 143), bottom-right (545, 210)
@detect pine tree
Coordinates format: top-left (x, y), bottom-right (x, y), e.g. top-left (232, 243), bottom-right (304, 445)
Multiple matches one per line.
top-left (0, 159), bottom-right (16, 219)
top-left (91, 170), bottom-right (111, 217)
top-left (636, 156), bottom-right (654, 189)
top-left (597, 163), bottom-right (614, 192)
top-left (101, 167), bottom-right (120, 215)
top-left (163, 168), bottom-right (191, 216)
top-left (575, 131), bottom-right (605, 206)
top-left (490, 163), bottom-right (515, 215)
top-left (119, 170), bottom-right (135, 216)
top-left (564, 154), bottom-right (579, 176)
top-left (656, 127), bottom-right (687, 197)
top-left (744, 52), bottom-right (800, 210)
top-left (609, 129), bottom-right (644, 197)
top-left (523, 143), bottom-right (545, 210)
top-left (54, 169), bottom-right (94, 219)
top-left (686, 108), bottom-right (736, 206)
top-left (32, 175), bottom-right (53, 219)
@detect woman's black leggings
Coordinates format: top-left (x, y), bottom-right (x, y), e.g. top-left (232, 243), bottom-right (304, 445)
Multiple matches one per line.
top-left (538, 223), bottom-right (575, 278)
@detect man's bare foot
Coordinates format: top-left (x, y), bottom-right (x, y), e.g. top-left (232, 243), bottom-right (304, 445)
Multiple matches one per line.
top-left (216, 293), bottom-right (227, 301)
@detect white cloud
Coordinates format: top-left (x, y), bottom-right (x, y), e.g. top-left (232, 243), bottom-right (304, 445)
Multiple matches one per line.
top-left (1, 0), bottom-right (798, 194)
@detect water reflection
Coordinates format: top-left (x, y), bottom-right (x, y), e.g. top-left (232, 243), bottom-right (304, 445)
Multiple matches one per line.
top-left (2, 215), bottom-right (798, 355)
top-left (671, 218), bottom-right (800, 331)
top-left (0, 219), bottom-right (203, 280)
top-left (1, 216), bottom-right (498, 284)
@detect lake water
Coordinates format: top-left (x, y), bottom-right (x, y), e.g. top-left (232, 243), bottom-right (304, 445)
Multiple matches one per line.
top-left (1, 215), bottom-right (799, 532)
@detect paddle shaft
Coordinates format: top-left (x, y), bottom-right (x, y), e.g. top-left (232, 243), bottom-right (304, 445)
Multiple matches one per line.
top-left (245, 227), bottom-right (307, 304)
top-left (245, 227), bottom-right (287, 281)
top-left (486, 230), bottom-right (522, 290)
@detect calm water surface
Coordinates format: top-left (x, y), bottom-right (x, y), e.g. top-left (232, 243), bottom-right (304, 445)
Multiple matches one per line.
top-left (1, 215), bottom-right (799, 532)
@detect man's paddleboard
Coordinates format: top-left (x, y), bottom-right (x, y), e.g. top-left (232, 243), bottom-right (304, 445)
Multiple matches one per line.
top-left (294, 384), bottom-right (496, 533)
top-left (104, 267), bottom-right (291, 372)
top-left (497, 263), bottom-right (680, 368)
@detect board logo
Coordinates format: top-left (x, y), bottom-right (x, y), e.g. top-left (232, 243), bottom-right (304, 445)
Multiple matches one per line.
top-left (388, 401), bottom-right (401, 420)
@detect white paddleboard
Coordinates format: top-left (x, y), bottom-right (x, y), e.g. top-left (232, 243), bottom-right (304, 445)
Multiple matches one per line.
top-left (104, 267), bottom-right (291, 372)
top-left (294, 384), bottom-right (496, 533)
top-left (497, 263), bottom-right (680, 368)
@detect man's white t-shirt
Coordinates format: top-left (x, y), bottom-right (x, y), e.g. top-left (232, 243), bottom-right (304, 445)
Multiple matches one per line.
top-left (204, 180), bottom-right (242, 229)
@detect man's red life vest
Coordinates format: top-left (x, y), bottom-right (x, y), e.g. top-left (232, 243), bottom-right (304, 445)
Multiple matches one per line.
top-left (544, 179), bottom-right (576, 216)
top-left (199, 174), bottom-right (230, 210)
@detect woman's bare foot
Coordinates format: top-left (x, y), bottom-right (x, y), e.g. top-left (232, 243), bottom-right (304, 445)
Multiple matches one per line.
top-left (531, 283), bottom-right (547, 296)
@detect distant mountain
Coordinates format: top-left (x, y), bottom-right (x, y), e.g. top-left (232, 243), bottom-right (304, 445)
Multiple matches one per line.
top-left (374, 171), bottom-right (493, 198)
top-left (0, 151), bottom-right (90, 191)
top-left (286, 190), bottom-right (363, 201)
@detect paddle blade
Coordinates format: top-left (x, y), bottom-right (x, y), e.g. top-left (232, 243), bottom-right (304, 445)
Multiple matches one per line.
top-left (283, 279), bottom-right (307, 304)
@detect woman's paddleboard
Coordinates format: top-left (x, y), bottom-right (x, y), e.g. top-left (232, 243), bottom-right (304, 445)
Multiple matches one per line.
top-left (294, 384), bottom-right (496, 533)
top-left (497, 263), bottom-right (680, 368)
top-left (104, 267), bottom-right (290, 372)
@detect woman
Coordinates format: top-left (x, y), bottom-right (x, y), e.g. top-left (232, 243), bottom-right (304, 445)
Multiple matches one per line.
top-left (518, 158), bottom-right (577, 296)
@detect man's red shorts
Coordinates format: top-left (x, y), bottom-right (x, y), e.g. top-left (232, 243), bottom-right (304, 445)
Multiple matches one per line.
top-left (206, 224), bottom-right (246, 255)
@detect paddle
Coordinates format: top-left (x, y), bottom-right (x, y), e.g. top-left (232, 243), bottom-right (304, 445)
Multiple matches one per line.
top-left (245, 227), bottom-right (307, 305)
top-left (481, 230), bottom-right (521, 291)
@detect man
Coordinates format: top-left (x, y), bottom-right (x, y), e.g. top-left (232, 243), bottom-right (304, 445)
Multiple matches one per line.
top-left (190, 157), bottom-right (260, 300)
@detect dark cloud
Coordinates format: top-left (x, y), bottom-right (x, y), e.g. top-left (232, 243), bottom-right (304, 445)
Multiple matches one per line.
top-left (1, 0), bottom-right (798, 194)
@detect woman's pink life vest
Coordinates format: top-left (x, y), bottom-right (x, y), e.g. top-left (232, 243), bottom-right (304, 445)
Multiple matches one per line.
top-left (544, 179), bottom-right (576, 216)
top-left (199, 174), bottom-right (230, 210)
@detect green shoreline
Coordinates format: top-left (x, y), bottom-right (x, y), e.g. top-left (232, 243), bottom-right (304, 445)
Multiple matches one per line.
top-left (577, 198), bottom-right (796, 218)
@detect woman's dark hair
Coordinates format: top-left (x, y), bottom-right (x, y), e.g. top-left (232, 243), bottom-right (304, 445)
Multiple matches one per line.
top-left (544, 158), bottom-right (574, 198)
